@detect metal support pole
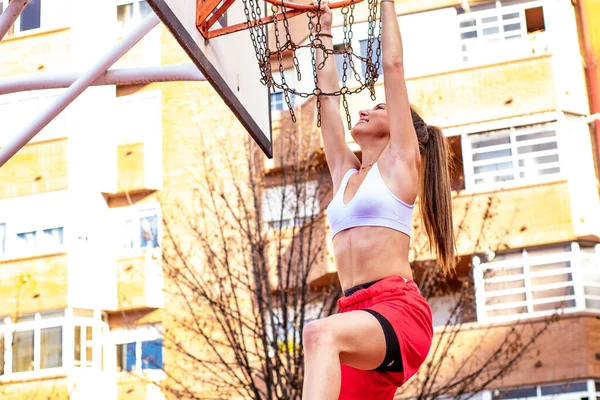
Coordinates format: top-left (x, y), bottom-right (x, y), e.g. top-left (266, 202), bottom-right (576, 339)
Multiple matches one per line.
top-left (0, 64), bottom-right (205, 95)
top-left (0, 12), bottom-right (160, 168)
top-left (0, 0), bottom-right (28, 41)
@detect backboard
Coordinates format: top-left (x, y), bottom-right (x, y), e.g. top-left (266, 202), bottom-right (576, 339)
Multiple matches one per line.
top-left (147, 0), bottom-right (273, 158)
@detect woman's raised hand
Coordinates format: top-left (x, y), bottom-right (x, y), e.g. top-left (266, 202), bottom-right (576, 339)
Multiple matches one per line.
top-left (311, 0), bottom-right (333, 33)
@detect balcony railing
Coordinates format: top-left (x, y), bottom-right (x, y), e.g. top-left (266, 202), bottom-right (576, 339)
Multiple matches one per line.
top-left (474, 242), bottom-right (600, 323)
top-left (116, 249), bottom-right (164, 311)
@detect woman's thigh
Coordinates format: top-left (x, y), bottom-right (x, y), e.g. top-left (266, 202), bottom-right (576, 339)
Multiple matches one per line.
top-left (312, 310), bottom-right (387, 370)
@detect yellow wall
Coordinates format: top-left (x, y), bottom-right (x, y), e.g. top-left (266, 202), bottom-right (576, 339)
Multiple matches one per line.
top-left (0, 29), bottom-right (71, 76)
top-left (0, 253), bottom-right (69, 317)
top-left (0, 138), bottom-right (69, 199)
top-left (0, 376), bottom-right (70, 400)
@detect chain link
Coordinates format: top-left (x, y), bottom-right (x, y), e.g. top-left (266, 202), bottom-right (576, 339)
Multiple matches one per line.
top-left (242, 0), bottom-right (382, 129)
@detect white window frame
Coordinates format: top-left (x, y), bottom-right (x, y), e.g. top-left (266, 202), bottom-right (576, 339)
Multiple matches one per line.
top-left (0, 224), bottom-right (67, 260)
top-left (113, 203), bottom-right (162, 252)
top-left (473, 242), bottom-right (600, 324)
top-left (262, 181), bottom-right (320, 230)
top-left (116, 0), bottom-right (152, 34)
top-left (111, 324), bottom-right (164, 376)
top-left (462, 122), bottom-right (564, 191)
top-left (0, 223), bottom-right (5, 255)
top-left (491, 380), bottom-right (599, 400)
top-left (457, 0), bottom-right (548, 65)
top-left (6, 0), bottom-right (67, 37)
top-left (0, 308), bottom-right (107, 381)
top-left (15, 226), bottom-right (64, 253)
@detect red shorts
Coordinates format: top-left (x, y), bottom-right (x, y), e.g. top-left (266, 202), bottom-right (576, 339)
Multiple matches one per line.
top-left (337, 276), bottom-right (433, 400)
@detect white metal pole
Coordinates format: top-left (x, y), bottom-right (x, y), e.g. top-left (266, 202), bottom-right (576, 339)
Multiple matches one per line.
top-left (0, 0), bottom-right (28, 41)
top-left (0, 64), bottom-right (206, 95)
top-left (0, 12), bottom-right (160, 168)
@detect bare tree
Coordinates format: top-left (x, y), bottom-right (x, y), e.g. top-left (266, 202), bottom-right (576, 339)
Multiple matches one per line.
top-left (158, 100), bottom-right (339, 399)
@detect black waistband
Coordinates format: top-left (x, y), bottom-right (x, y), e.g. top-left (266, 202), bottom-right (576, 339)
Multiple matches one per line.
top-left (344, 279), bottom-right (383, 297)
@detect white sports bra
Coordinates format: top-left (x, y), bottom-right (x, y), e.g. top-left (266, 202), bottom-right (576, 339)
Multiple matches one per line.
top-left (326, 162), bottom-right (414, 238)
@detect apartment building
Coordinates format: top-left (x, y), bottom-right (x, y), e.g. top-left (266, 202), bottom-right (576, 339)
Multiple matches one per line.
top-left (268, 0), bottom-right (600, 399)
top-left (0, 0), bottom-right (599, 399)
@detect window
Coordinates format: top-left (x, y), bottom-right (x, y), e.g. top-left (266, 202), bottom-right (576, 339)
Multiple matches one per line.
top-left (262, 181), bottom-right (320, 229)
top-left (492, 381), bottom-right (593, 400)
top-left (359, 38), bottom-right (382, 78)
top-left (0, 223), bottom-right (5, 255)
top-left (465, 123), bottom-right (561, 189)
top-left (474, 243), bottom-right (600, 323)
top-left (270, 91), bottom-right (295, 112)
top-left (114, 326), bottom-right (163, 372)
top-left (0, 336), bottom-right (4, 376)
top-left (116, 342), bottom-right (137, 372)
top-left (3, 0), bottom-right (63, 37)
top-left (20, 0), bottom-right (41, 32)
top-left (12, 330), bottom-right (34, 373)
top-left (458, 2), bottom-right (547, 64)
top-left (74, 325), bottom-right (93, 367)
top-left (117, 0), bottom-right (152, 32)
top-left (0, 309), bottom-right (106, 378)
top-left (141, 339), bottom-right (162, 370)
top-left (118, 207), bottom-right (160, 250)
top-left (581, 246), bottom-right (600, 311)
top-left (40, 327), bottom-right (62, 369)
top-left (15, 227), bottom-right (64, 254)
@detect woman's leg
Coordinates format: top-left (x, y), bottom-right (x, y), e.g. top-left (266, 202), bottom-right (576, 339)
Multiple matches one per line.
top-left (301, 310), bottom-right (387, 400)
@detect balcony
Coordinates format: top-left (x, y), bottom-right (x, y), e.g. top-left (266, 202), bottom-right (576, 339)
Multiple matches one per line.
top-left (117, 250), bottom-right (164, 311)
top-left (473, 242), bottom-right (600, 323)
top-left (0, 253), bottom-right (69, 316)
top-left (104, 90), bottom-right (163, 196)
top-left (0, 138), bottom-right (69, 200)
top-left (115, 141), bottom-right (162, 194)
top-left (403, 313), bottom-right (600, 397)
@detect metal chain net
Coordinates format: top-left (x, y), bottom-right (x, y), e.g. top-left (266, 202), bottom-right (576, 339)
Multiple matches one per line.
top-left (241, 0), bottom-right (383, 129)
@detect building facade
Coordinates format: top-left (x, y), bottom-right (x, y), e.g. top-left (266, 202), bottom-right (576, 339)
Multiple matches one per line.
top-left (0, 0), bottom-right (598, 399)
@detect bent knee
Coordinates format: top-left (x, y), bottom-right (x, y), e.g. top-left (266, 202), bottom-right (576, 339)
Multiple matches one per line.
top-left (302, 319), bottom-right (336, 352)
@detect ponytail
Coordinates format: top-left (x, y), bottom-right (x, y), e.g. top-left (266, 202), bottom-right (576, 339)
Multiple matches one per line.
top-left (419, 125), bottom-right (456, 273)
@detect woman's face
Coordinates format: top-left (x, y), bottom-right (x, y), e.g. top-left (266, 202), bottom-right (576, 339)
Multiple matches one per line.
top-left (350, 103), bottom-right (390, 141)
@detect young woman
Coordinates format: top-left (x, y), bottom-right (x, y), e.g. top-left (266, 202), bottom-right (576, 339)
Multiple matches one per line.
top-left (302, 1), bottom-right (456, 399)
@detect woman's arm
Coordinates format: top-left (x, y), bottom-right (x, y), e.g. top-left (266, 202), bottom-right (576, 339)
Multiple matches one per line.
top-left (380, 1), bottom-right (419, 161)
top-left (313, 2), bottom-right (359, 185)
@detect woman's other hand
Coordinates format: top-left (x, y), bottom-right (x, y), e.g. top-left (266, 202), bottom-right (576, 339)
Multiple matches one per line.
top-left (311, 0), bottom-right (333, 33)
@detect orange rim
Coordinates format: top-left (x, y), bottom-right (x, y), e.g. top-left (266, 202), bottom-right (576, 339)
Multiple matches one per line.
top-left (262, 0), bottom-right (363, 11)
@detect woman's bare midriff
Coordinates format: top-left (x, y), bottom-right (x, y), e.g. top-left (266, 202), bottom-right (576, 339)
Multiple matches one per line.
top-left (333, 225), bottom-right (413, 292)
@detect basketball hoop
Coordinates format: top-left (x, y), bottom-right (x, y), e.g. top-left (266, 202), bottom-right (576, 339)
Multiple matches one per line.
top-left (196, 0), bottom-right (382, 128)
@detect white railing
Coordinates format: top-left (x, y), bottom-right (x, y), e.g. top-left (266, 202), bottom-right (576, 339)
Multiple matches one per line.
top-left (474, 243), bottom-right (600, 323)
top-left (491, 380), bottom-right (598, 400)
top-left (463, 122), bottom-right (563, 190)
top-left (457, 1), bottom-right (549, 65)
